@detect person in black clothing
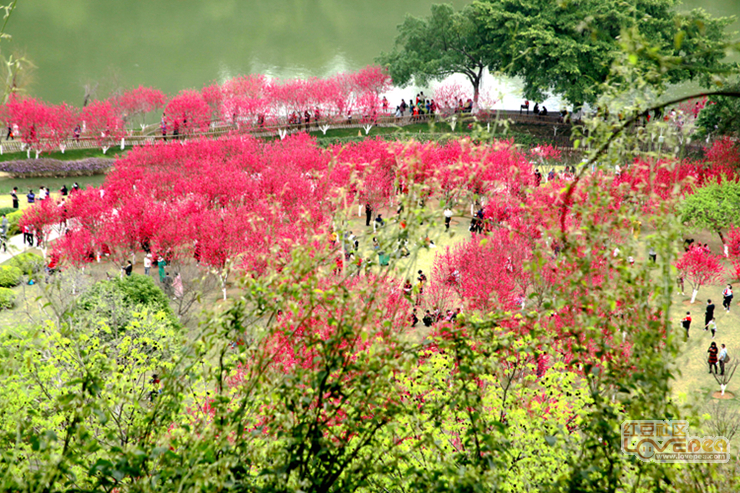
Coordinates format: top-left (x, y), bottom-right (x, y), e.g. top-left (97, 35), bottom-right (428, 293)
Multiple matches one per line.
top-left (374, 214), bottom-right (385, 227)
top-left (705, 299), bottom-right (715, 330)
top-left (410, 309), bottom-right (418, 327)
top-left (122, 260), bottom-right (133, 277)
top-left (60, 184), bottom-right (68, 196)
top-left (681, 311), bottom-right (691, 337)
top-left (10, 187), bottom-right (18, 209)
top-left (365, 202), bottom-right (373, 227)
top-left (422, 310), bottom-right (434, 327)
top-left (723, 284), bottom-right (733, 312)
top-left (72, 182), bottom-right (80, 193)
top-left (534, 169), bottom-right (542, 187)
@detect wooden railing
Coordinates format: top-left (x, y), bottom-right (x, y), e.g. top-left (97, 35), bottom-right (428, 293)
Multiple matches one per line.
top-left (1, 110), bottom-right (575, 155)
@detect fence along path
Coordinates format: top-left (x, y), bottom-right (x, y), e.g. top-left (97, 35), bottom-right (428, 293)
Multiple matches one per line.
top-left (0, 110), bottom-right (574, 155)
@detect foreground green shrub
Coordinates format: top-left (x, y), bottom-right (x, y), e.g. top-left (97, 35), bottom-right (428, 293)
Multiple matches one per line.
top-left (0, 266), bottom-right (22, 287)
top-left (0, 207), bottom-right (15, 217)
top-left (0, 287), bottom-right (15, 309)
top-left (8, 252), bottom-right (44, 276)
top-left (6, 210), bottom-right (24, 236)
top-left (72, 273), bottom-right (179, 332)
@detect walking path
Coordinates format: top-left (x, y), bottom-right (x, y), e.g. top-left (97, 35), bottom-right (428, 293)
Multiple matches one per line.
top-left (0, 228), bottom-right (62, 265)
top-left (0, 111), bottom-right (574, 155)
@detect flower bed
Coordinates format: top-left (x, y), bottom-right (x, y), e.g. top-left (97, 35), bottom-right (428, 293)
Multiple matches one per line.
top-left (0, 158), bottom-right (114, 177)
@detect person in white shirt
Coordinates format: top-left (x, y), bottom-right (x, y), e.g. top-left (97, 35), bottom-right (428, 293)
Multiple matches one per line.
top-left (707, 318), bottom-right (718, 339)
top-left (719, 344), bottom-right (728, 375)
top-left (444, 208), bottom-right (453, 231)
top-left (144, 253), bottom-right (152, 276)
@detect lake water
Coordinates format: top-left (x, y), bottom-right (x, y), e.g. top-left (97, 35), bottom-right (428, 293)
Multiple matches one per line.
top-left (8, 0), bottom-right (739, 111)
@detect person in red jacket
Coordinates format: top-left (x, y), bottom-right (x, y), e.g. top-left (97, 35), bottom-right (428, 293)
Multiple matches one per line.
top-left (681, 311), bottom-right (691, 338)
top-left (708, 342), bottom-right (719, 374)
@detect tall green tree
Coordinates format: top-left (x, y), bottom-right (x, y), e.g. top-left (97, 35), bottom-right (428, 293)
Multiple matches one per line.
top-left (696, 83), bottom-right (740, 138)
top-left (380, 1), bottom-right (733, 108)
top-left (376, 3), bottom-right (497, 103)
top-left (473, 0), bottom-right (733, 107)
top-left (679, 180), bottom-right (740, 244)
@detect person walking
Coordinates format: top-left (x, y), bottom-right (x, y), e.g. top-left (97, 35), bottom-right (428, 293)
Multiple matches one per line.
top-left (161, 116), bottom-right (167, 142)
top-left (707, 318), bottom-right (717, 339)
top-left (708, 342), bottom-right (719, 374)
top-left (0, 213), bottom-right (7, 253)
top-left (365, 202), bottom-right (373, 227)
top-left (144, 253), bottom-right (152, 275)
top-left (705, 299), bottom-right (715, 330)
top-left (723, 284), bottom-right (733, 312)
top-left (444, 207), bottom-right (453, 231)
top-left (173, 272), bottom-right (183, 299)
top-left (10, 187), bottom-right (18, 209)
top-left (158, 256), bottom-right (167, 283)
top-left (681, 311), bottom-right (691, 338)
top-left (719, 344), bottom-right (728, 376)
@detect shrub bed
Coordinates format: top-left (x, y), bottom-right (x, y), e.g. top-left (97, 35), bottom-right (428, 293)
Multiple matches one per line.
top-left (0, 287), bottom-right (15, 309)
top-left (0, 265), bottom-right (22, 287)
top-left (7, 210), bottom-right (24, 236)
top-left (8, 252), bottom-right (45, 276)
top-left (0, 157), bottom-right (113, 177)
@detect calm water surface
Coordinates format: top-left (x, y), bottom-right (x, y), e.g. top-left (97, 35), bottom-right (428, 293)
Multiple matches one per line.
top-left (8, 0), bottom-right (739, 108)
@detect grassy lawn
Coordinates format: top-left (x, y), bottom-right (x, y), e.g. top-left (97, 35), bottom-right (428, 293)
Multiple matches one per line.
top-left (0, 146), bottom-right (127, 163)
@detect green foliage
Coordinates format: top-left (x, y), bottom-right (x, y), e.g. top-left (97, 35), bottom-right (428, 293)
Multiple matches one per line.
top-left (6, 208), bottom-right (22, 235)
top-left (0, 206), bottom-right (14, 216)
top-left (679, 180), bottom-right (740, 243)
top-left (0, 308), bottom-right (185, 490)
top-left (7, 251), bottom-right (44, 276)
top-left (696, 84), bottom-right (740, 138)
top-left (0, 264), bottom-right (21, 287)
top-left (0, 286), bottom-right (14, 309)
top-left (71, 273), bottom-right (178, 332)
top-left (117, 272), bottom-right (172, 312)
top-left (377, 3), bottom-right (494, 99)
top-left (468, 0), bottom-right (733, 106)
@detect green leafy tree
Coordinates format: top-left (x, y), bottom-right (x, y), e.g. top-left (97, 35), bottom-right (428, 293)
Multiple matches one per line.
top-left (679, 180), bottom-right (740, 244)
top-left (377, 3), bottom-right (497, 103)
top-left (469, 0), bottom-right (733, 107)
top-left (696, 83), bottom-right (740, 138)
top-left (0, 305), bottom-right (184, 491)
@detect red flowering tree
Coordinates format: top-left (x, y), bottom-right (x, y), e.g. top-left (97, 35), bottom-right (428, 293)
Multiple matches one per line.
top-left (81, 100), bottom-right (126, 154)
top-left (433, 80), bottom-right (472, 117)
top-left (3, 96), bottom-right (46, 157)
top-left (674, 246), bottom-right (725, 303)
top-left (220, 75), bottom-right (268, 128)
top-left (115, 86), bottom-right (167, 130)
top-left (164, 89), bottom-right (211, 137)
top-left (45, 103), bottom-right (78, 154)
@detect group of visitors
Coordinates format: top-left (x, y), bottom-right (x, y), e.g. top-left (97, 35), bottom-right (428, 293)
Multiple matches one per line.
top-left (533, 166), bottom-right (577, 187)
top-left (410, 305), bottom-right (462, 327)
top-left (680, 285), bottom-right (734, 376)
top-left (396, 92), bottom-right (438, 119)
top-left (22, 182), bottom-right (79, 206)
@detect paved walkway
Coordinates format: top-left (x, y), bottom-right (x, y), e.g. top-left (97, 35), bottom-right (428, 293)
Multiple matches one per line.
top-left (0, 228), bottom-right (62, 265)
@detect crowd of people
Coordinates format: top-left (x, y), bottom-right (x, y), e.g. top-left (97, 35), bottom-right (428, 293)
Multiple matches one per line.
top-left (681, 285), bottom-right (734, 377)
